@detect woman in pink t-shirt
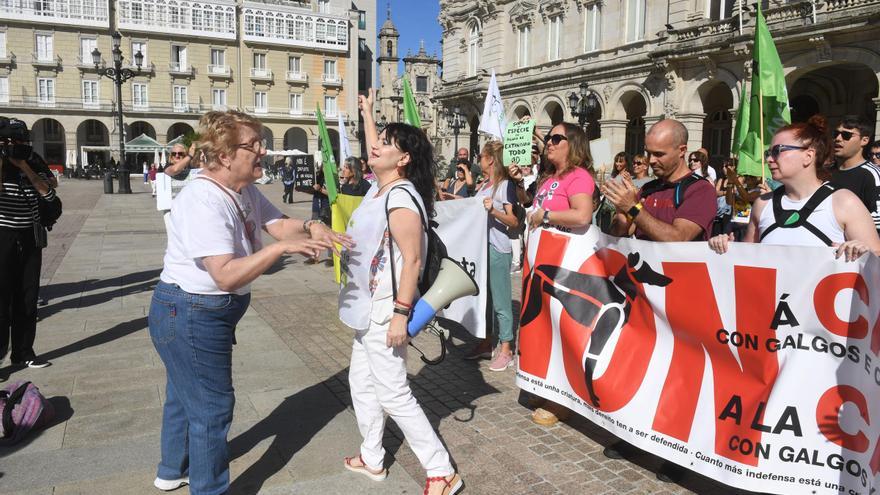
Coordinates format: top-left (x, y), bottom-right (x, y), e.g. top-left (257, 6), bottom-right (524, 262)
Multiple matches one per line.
top-left (525, 122), bottom-right (596, 427)
top-left (528, 122), bottom-right (596, 234)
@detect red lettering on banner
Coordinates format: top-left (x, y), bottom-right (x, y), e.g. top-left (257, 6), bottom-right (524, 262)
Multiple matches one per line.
top-left (519, 229), bottom-right (570, 378)
top-left (872, 313), bottom-right (880, 357)
top-left (657, 264), bottom-right (779, 466)
top-left (813, 273), bottom-right (869, 339)
top-left (816, 385), bottom-right (870, 453)
top-left (557, 249), bottom-right (656, 411)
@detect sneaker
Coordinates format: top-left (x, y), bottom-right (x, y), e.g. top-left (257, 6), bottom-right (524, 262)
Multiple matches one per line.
top-left (463, 342), bottom-right (492, 360)
top-left (488, 352), bottom-right (514, 371)
top-left (13, 358), bottom-right (51, 369)
top-left (153, 477), bottom-right (189, 491)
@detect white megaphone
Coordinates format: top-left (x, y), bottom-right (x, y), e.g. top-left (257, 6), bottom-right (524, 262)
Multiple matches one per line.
top-left (407, 257), bottom-right (480, 336)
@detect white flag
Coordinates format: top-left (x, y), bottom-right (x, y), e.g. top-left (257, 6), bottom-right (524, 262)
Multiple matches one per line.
top-left (337, 112), bottom-right (352, 164)
top-left (478, 70), bottom-right (506, 141)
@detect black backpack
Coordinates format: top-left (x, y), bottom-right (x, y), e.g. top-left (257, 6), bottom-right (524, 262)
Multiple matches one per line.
top-left (384, 185), bottom-right (448, 296)
top-left (759, 183), bottom-right (836, 246)
top-left (25, 153), bottom-right (62, 231)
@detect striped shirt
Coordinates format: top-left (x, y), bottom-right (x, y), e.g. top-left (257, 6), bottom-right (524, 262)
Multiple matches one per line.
top-left (830, 160), bottom-right (880, 232)
top-left (0, 168), bottom-right (56, 230)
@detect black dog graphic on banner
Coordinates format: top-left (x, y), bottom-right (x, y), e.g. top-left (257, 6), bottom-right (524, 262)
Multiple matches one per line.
top-left (521, 252), bottom-right (672, 407)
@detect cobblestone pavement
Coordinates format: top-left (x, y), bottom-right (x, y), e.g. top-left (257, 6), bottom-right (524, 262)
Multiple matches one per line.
top-left (1, 178), bottom-right (754, 495)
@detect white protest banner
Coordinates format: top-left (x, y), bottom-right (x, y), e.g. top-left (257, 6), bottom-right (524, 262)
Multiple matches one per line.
top-left (503, 120), bottom-right (536, 167)
top-left (434, 197), bottom-right (488, 338)
top-left (518, 225), bottom-right (880, 495)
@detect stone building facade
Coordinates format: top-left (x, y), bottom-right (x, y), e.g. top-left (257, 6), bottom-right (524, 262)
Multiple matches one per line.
top-left (376, 8), bottom-right (442, 146)
top-left (433, 0), bottom-right (880, 169)
top-left (0, 0), bottom-right (376, 168)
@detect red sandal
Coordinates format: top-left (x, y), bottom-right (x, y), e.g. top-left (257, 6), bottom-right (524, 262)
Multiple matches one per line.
top-left (343, 454), bottom-right (387, 481)
top-left (423, 472), bottom-right (463, 495)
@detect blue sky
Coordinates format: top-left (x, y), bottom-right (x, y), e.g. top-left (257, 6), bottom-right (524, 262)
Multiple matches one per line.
top-left (377, 0), bottom-right (442, 74)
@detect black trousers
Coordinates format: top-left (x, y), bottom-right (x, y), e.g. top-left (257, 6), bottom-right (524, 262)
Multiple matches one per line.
top-left (282, 183), bottom-right (294, 203)
top-left (0, 227), bottom-right (42, 363)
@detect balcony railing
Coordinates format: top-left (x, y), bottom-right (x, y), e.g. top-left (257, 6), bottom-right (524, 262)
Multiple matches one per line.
top-left (169, 63), bottom-right (195, 76)
top-left (117, 0), bottom-right (236, 40)
top-left (31, 54), bottom-right (63, 68)
top-left (322, 73), bottom-right (342, 85)
top-left (173, 103), bottom-right (190, 113)
top-left (252, 106), bottom-right (269, 114)
top-left (289, 108), bottom-right (303, 116)
top-left (286, 71), bottom-right (308, 83)
top-left (0, 95), bottom-right (114, 111)
top-left (0, 0), bottom-right (109, 28)
top-left (207, 64), bottom-right (231, 77)
top-left (250, 68), bottom-right (273, 80)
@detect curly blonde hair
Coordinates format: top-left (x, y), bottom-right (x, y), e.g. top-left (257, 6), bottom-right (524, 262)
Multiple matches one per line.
top-left (195, 110), bottom-right (263, 171)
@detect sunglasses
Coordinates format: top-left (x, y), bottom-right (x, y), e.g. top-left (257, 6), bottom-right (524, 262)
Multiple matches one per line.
top-left (634, 160), bottom-right (645, 165)
top-left (688, 157), bottom-right (702, 163)
top-left (531, 145), bottom-right (540, 154)
top-left (833, 130), bottom-right (860, 141)
top-left (545, 134), bottom-right (568, 146)
top-left (170, 152), bottom-right (187, 158)
top-left (872, 152), bottom-right (880, 160)
top-left (764, 144), bottom-right (807, 161)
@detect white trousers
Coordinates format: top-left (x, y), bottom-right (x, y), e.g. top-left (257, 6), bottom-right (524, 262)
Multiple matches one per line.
top-left (349, 319), bottom-right (453, 477)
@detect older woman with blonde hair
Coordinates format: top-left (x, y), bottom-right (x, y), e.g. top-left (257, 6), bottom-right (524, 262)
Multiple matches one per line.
top-left (148, 110), bottom-right (351, 495)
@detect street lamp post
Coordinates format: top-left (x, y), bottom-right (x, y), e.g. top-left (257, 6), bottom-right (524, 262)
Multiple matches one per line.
top-left (444, 106), bottom-right (466, 153)
top-left (568, 81), bottom-right (600, 135)
top-left (92, 32), bottom-right (142, 194)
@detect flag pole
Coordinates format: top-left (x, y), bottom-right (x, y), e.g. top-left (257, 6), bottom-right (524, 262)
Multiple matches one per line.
top-left (759, 87), bottom-right (766, 182)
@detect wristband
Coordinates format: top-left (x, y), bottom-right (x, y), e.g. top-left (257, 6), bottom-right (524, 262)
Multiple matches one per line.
top-left (392, 306), bottom-right (411, 317)
top-left (394, 299), bottom-right (413, 309)
top-left (628, 203), bottom-right (643, 219)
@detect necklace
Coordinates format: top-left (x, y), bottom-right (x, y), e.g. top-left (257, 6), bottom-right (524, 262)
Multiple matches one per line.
top-left (376, 177), bottom-right (404, 196)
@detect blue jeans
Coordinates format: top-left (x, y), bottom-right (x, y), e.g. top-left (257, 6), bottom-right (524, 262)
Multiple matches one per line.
top-left (148, 281), bottom-right (250, 495)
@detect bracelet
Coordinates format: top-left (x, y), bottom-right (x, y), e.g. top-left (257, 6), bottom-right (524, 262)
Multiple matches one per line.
top-left (302, 219), bottom-right (325, 234)
top-left (393, 299), bottom-right (413, 309)
top-left (392, 306), bottom-right (411, 317)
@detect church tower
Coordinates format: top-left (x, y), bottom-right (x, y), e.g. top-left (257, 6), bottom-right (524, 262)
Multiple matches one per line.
top-left (376, 3), bottom-right (400, 123)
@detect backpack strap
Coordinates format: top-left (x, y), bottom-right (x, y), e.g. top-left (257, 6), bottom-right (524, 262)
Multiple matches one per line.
top-left (383, 184), bottom-right (428, 302)
top-left (759, 183), bottom-right (836, 246)
top-left (639, 173), bottom-right (706, 209)
top-left (1, 382), bottom-right (31, 439)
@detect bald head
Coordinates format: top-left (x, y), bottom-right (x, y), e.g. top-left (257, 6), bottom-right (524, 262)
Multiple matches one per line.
top-left (647, 119), bottom-right (688, 148)
top-left (457, 147), bottom-right (469, 160)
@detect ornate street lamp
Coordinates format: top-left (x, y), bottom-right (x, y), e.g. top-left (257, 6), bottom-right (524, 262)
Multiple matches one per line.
top-left (92, 32), bottom-right (143, 194)
top-left (568, 81), bottom-right (600, 134)
top-left (444, 105), bottom-right (466, 153)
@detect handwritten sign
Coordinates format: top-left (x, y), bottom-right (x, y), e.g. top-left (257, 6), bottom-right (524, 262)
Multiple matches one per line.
top-left (292, 155), bottom-right (315, 193)
top-left (503, 120), bottom-right (536, 166)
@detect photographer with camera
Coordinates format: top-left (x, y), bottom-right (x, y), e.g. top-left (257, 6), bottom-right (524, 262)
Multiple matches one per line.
top-left (0, 118), bottom-right (58, 370)
top-left (440, 159), bottom-right (473, 199)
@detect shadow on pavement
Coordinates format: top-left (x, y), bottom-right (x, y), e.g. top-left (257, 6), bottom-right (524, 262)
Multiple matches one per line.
top-left (41, 269), bottom-right (161, 302)
top-left (228, 374), bottom-right (348, 494)
top-left (38, 275), bottom-right (159, 320)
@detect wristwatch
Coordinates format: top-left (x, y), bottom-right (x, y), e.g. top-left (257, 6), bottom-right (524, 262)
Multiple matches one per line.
top-left (542, 210), bottom-right (551, 226)
top-left (628, 203), bottom-right (643, 219)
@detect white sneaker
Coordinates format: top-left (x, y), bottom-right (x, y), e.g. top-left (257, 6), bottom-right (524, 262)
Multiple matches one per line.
top-left (153, 477), bottom-right (189, 491)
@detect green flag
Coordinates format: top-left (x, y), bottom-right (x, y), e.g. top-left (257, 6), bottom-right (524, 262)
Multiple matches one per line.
top-left (735, 7), bottom-right (791, 178)
top-left (316, 106), bottom-right (338, 203)
top-left (402, 77), bottom-right (421, 127)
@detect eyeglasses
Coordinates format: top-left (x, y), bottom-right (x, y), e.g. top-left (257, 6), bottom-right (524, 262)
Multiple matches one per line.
top-left (236, 138), bottom-right (268, 154)
top-left (764, 144), bottom-right (807, 161)
top-left (169, 152), bottom-right (187, 158)
top-left (872, 152), bottom-right (880, 160)
top-left (545, 134), bottom-right (568, 146)
top-left (833, 130), bottom-right (861, 141)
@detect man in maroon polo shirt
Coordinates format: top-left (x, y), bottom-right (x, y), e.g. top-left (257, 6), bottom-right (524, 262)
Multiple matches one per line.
top-left (601, 118), bottom-right (716, 484)
top-left (605, 119), bottom-right (716, 241)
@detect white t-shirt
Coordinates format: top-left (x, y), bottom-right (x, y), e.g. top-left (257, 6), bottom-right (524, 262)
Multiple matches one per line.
top-left (338, 181), bottom-right (427, 330)
top-left (758, 189), bottom-right (844, 247)
top-left (160, 177), bottom-right (283, 295)
top-left (475, 179), bottom-right (513, 253)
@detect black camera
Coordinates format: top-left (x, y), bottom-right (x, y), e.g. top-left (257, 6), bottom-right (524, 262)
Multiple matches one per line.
top-left (0, 117), bottom-right (33, 160)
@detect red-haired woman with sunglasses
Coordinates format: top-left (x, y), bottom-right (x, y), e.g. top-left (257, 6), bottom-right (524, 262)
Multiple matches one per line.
top-left (709, 115), bottom-right (880, 260)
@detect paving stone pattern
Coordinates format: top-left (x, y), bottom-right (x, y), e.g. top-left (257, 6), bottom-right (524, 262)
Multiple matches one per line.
top-left (0, 179), bottom-right (752, 495)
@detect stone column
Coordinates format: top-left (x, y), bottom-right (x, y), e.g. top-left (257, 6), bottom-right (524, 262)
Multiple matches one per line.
top-left (873, 97), bottom-right (880, 140)
top-left (676, 112), bottom-right (708, 152)
top-left (600, 119), bottom-right (628, 156)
